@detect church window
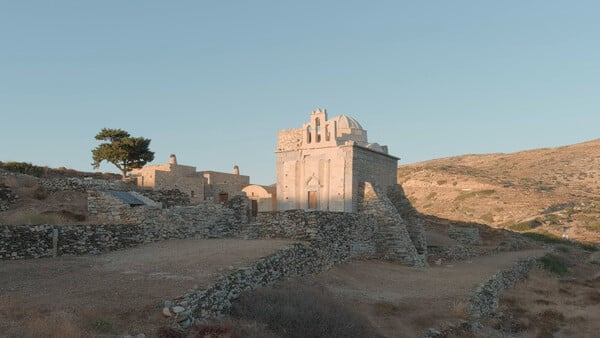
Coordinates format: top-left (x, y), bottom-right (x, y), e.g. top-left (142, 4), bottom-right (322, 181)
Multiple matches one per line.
top-left (315, 118), bottom-right (321, 143)
top-left (307, 126), bottom-right (312, 143)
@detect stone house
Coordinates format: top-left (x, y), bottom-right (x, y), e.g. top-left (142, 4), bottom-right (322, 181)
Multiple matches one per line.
top-left (275, 109), bottom-right (399, 212)
top-left (130, 155), bottom-right (249, 203)
top-left (242, 184), bottom-right (277, 215)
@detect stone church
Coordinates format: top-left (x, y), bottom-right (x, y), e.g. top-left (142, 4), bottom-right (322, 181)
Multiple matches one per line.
top-left (276, 109), bottom-right (399, 212)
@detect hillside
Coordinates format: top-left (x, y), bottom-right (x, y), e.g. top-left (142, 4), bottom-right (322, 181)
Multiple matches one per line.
top-left (398, 139), bottom-right (600, 243)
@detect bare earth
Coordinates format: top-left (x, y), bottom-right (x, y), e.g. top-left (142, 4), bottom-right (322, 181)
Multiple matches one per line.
top-left (306, 249), bottom-right (547, 338)
top-left (0, 238), bottom-right (296, 337)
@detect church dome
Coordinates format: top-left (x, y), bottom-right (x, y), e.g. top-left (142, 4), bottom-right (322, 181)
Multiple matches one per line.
top-left (330, 115), bottom-right (364, 130)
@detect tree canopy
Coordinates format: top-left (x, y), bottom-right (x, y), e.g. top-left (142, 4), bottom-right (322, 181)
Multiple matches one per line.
top-left (91, 128), bottom-right (155, 179)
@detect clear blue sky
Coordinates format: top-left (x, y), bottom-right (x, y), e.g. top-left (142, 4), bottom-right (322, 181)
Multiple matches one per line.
top-left (1, 1), bottom-right (599, 185)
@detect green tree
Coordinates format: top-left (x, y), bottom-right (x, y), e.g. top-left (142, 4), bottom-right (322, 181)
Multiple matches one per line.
top-left (91, 128), bottom-right (155, 179)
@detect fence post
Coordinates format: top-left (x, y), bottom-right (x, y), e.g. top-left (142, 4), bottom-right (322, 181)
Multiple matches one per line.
top-left (52, 228), bottom-right (58, 258)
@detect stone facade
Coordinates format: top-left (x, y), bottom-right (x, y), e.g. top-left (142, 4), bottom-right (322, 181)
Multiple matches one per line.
top-left (130, 154), bottom-right (249, 203)
top-left (276, 109), bottom-right (398, 212)
top-left (201, 171), bottom-right (250, 203)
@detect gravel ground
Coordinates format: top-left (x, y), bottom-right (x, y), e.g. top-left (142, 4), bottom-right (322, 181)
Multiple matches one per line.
top-left (0, 238), bottom-right (295, 337)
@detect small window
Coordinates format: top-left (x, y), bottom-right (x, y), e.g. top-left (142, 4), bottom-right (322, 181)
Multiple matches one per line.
top-left (190, 190), bottom-right (195, 198)
top-left (307, 126), bottom-right (312, 143)
top-left (219, 193), bottom-right (229, 202)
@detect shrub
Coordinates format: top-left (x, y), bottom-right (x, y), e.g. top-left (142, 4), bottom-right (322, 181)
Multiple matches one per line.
top-left (481, 212), bottom-right (494, 224)
top-left (509, 219), bottom-right (542, 231)
top-left (231, 281), bottom-right (380, 338)
top-left (522, 231), bottom-right (564, 244)
top-left (0, 161), bottom-right (46, 177)
top-left (89, 318), bottom-right (114, 334)
top-left (539, 254), bottom-right (569, 276)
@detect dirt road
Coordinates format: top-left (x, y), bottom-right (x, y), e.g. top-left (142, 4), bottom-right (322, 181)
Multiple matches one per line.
top-left (0, 238), bottom-right (295, 337)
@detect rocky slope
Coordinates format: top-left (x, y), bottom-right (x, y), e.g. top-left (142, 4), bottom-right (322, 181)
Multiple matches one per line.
top-left (398, 139), bottom-right (600, 243)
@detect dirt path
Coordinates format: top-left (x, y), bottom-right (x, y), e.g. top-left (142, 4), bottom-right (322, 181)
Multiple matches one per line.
top-left (0, 238), bottom-right (296, 337)
top-left (306, 249), bottom-right (547, 338)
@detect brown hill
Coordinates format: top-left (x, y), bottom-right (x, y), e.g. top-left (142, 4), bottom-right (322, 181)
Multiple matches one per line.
top-left (398, 139), bottom-right (600, 243)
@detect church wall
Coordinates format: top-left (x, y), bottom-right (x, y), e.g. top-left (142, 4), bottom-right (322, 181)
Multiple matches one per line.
top-left (351, 145), bottom-right (398, 209)
top-left (277, 128), bottom-right (303, 152)
top-left (276, 146), bottom-right (353, 212)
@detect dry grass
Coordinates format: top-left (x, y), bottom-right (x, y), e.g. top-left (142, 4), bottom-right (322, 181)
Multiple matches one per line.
top-left (487, 248), bottom-right (600, 337)
top-left (25, 311), bottom-right (82, 338)
top-left (0, 299), bottom-right (83, 338)
top-left (231, 280), bottom-right (380, 338)
top-left (399, 139), bottom-right (600, 244)
top-left (157, 320), bottom-right (278, 338)
top-left (372, 301), bottom-right (402, 316)
top-left (450, 300), bottom-right (470, 320)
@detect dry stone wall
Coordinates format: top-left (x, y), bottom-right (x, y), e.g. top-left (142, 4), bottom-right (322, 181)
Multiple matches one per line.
top-left (1, 195), bottom-right (250, 260)
top-left (138, 189), bottom-right (191, 207)
top-left (169, 190), bottom-right (430, 326)
top-left (468, 257), bottom-right (537, 317)
top-left (174, 243), bottom-right (336, 324)
top-left (0, 184), bottom-right (17, 212)
top-left (40, 177), bottom-right (128, 193)
top-left (252, 210), bottom-right (378, 259)
top-left (448, 226), bottom-right (480, 245)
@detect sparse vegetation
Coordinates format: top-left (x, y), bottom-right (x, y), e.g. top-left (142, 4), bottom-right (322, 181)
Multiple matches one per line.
top-left (454, 189), bottom-right (496, 201)
top-left (0, 161), bottom-right (46, 177)
top-left (508, 219), bottom-right (542, 231)
top-left (522, 231), bottom-right (598, 251)
top-left (231, 281), bottom-right (379, 338)
top-left (539, 254), bottom-right (569, 276)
